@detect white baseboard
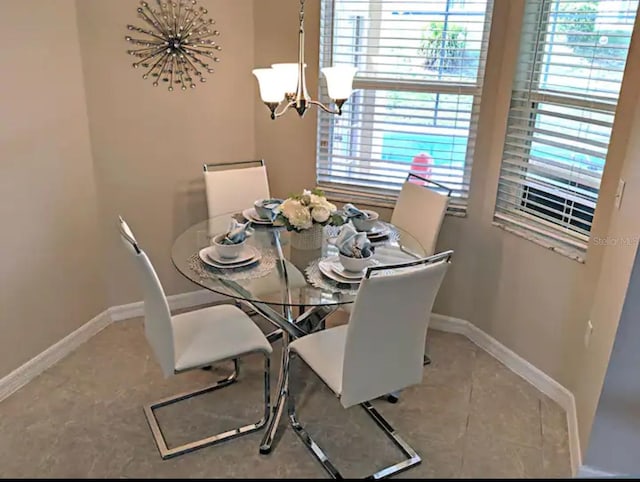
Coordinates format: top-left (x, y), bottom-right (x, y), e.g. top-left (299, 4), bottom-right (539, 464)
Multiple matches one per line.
top-left (0, 309), bottom-right (112, 403)
top-left (0, 289), bottom-right (223, 403)
top-left (577, 465), bottom-right (621, 478)
top-left (430, 314), bottom-right (581, 476)
top-left (109, 289), bottom-right (225, 321)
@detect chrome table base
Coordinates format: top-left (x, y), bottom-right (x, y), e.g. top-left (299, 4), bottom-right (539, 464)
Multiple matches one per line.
top-left (249, 303), bottom-right (336, 455)
top-left (144, 357), bottom-right (271, 460)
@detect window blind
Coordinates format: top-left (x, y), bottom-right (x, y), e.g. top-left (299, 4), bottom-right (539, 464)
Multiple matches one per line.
top-left (317, 0), bottom-right (494, 213)
top-left (495, 0), bottom-right (638, 252)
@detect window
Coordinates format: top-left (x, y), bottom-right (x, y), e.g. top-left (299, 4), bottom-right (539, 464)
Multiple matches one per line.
top-left (494, 0), bottom-right (638, 255)
top-left (317, 0), bottom-right (494, 214)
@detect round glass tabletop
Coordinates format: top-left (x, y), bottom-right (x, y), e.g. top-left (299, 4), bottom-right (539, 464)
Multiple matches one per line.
top-left (171, 213), bottom-right (427, 308)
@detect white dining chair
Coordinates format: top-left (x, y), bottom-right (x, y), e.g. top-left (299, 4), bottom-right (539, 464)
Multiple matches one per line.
top-left (203, 160), bottom-right (271, 219)
top-left (391, 173), bottom-right (452, 257)
top-left (287, 251), bottom-right (452, 479)
top-left (203, 160), bottom-right (273, 320)
top-left (392, 172), bottom-right (452, 370)
top-left (118, 216), bottom-right (272, 460)
top-left (341, 173), bottom-right (452, 372)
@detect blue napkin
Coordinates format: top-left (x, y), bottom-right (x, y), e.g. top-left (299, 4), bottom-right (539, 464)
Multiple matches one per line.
top-left (255, 198), bottom-right (282, 221)
top-left (221, 219), bottom-right (254, 245)
top-left (342, 203), bottom-right (369, 220)
top-left (334, 224), bottom-right (373, 258)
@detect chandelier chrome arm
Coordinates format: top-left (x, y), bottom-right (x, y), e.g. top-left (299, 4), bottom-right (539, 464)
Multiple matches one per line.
top-left (267, 99), bottom-right (343, 121)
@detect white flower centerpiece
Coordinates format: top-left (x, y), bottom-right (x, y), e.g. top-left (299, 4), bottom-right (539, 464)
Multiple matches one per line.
top-left (276, 188), bottom-right (344, 250)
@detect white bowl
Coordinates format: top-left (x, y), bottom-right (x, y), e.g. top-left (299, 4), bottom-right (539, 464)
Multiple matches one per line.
top-left (212, 233), bottom-right (246, 259)
top-left (339, 252), bottom-right (374, 273)
top-left (351, 210), bottom-right (379, 232)
top-left (254, 198), bottom-right (283, 220)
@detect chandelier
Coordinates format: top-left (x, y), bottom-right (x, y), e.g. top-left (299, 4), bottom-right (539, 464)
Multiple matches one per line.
top-left (252, 0), bottom-right (357, 120)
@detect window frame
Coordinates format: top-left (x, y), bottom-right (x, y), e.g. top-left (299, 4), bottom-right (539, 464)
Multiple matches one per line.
top-left (494, 0), bottom-right (637, 258)
top-left (316, 0), bottom-right (495, 215)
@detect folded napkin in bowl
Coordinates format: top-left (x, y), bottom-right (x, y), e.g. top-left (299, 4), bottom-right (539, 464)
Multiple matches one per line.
top-left (219, 219), bottom-right (254, 245)
top-left (342, 203), bottom-right (370, 220)
top-left (254, 198), bottom-right (283, 221)
top-left (334, 223), bottom-right (373, 258)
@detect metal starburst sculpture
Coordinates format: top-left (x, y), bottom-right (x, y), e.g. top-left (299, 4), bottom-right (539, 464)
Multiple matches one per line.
top-left (125, 0), bottom-right (222, 91)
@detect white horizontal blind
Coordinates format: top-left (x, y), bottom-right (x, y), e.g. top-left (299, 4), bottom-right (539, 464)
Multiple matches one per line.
top-left (317, 0), bottom-right (494, 213)
top-left (495, 0), bottom-right (638, 251)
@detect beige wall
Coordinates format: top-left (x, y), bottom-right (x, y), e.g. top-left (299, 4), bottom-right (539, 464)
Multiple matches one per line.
top-left (584, 244), bottom-right (640, 475)
top-left (0, 1), bottom-right (106, 377)
top-left (76, 0), bottom-right (257, 306)
top-left (573, 33), bottom-right (640, 453)
top-left (253, 0), bottom-right (640, 460)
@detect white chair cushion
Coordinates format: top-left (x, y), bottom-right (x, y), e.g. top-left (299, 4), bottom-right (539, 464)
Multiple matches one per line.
top-left (289, 325), bottom-right (347, 396)
top-left (172, 304), bottom-right (272, 372)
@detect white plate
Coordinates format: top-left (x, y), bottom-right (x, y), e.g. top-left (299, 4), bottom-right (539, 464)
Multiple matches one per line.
top-left (202, 245), bottom-right (258, 265)
top-left (332, 263), bottom-right (367, 280)
top-left (199, 247), bottom-right (261, 269)
top-left (334, 257), bottom-right (380, 277)
top-left (318, 256), bottom-right (381, 282)
top-left (242, 208), bottom-right (273, 225)
top-left (365, 222), bottom-right (390, 238)
top-left (318, 258), bottom-right (360, 284)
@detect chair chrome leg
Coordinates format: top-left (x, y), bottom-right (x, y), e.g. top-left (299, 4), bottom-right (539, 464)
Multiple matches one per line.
top-left (201, 358), bottom-right (239, 373)
top-left (144, 355), bottom-right (269, 460)
top-left (288, 354), bottom-right (421, 479)
top-left (361, 402), bottom-right (422, 479)
top-left (288, 387), bottom-right (342, 478)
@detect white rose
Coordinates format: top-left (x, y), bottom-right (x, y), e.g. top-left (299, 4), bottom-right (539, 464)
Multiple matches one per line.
top-left (322, 200), bottom-right (337, 213)
top-left (311, 206), bottom-right (330, 223)
top-left (300, 189), bottom-right (313, 206)
top-left (309, 193), bottom-right (324, 207)
top-left (282, 200), bottom-right (312, 230)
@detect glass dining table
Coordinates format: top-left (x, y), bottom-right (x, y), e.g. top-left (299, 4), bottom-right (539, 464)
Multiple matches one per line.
top-left (171, 213), bottom-right (427, 454)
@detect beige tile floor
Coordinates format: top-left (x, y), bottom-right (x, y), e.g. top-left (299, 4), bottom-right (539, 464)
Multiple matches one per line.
top-left (0, 311), bottom-right (572, 478)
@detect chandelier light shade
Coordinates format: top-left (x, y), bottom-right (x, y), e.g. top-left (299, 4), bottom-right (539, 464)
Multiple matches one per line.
top-left (252, 69), bottom-right (286, 104)
top-left (322, 66), bottom-right (357, 101)
top-left (253, 0), bottom-right (356, 120)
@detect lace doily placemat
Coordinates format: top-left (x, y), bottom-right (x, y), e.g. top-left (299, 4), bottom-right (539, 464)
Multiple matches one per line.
top-left (188, 247), bottom-right (278, 282)
top-left (305, 257), bottom-right (361, 296)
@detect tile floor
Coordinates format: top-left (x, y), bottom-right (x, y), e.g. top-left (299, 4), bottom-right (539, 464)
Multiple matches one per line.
top-left (0, 311), bottom-right (572, 478)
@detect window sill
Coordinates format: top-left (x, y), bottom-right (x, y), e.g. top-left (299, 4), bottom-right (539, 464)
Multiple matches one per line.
top-left (492, 221), bottom-right (586, 264)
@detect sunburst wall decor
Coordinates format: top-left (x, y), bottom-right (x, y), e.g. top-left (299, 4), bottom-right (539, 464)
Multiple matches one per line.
top-left (125, 0), bottom-right (222, 92)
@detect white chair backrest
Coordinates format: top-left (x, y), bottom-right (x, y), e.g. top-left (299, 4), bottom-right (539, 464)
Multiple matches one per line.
top-left (340, 253), bottom-right (451, 408)
top-left (118, 217), bottom-right (175, 378)
top-left (204, 161), bottom-right (271, 218)
top-left (391, 181), bottom-right (449, 256)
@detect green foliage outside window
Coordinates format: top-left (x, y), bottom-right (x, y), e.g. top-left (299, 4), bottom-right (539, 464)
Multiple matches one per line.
top-left (419, 21), bottom-right (468, 72)
top-left (555, 1), bottom-right (630, 66)
top-left (556, 1), bottom-right (598, 44)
